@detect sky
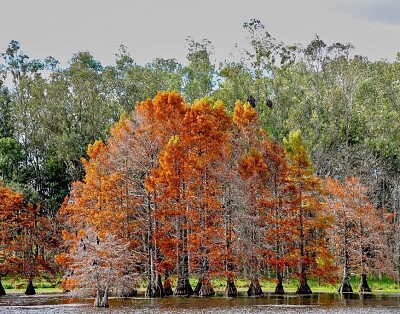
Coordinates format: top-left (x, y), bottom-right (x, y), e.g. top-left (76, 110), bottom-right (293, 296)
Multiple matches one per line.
top-left (1, 0), bottom-right (400, 68)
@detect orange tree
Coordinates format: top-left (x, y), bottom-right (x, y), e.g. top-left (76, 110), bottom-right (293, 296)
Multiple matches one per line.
top-left (258, 130), bottom-right (298, 294)
top-left (232, 101), bottom-right (266, 296)
top-left (134, 91), bottom-right (188, 297)
top-left (283, 130), bottom-right (337, 294)
top-left (59, 91), bottom-right (189, 299)
top-left (147, 99), bottom-right (231, 296)
top-left (0, 181), bottom-right (23, 295)
top-left (325, 177), bottom-right (391, 293)
top-left (10, 203), bottom-right (59, 295)
top-left (58, 140), bottom-right (138, 303)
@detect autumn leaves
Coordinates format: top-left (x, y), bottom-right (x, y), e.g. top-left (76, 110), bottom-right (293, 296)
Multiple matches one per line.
top-left (55, 91), bottom-right (389, 299)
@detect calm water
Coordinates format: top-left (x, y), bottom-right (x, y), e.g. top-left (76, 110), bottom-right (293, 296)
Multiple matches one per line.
top-left (0, 292), bottom-right (399, 313)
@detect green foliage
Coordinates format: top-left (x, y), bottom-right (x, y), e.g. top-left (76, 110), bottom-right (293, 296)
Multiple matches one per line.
top-left (0, 137), bottom-right (24, 182)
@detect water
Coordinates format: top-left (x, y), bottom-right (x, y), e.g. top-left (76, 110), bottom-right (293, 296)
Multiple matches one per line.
top-left (0, 293), bottom-right (399, 313)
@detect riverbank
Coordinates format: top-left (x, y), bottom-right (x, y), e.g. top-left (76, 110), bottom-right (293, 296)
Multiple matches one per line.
top-left (3, 275), bottom-right (399, 295)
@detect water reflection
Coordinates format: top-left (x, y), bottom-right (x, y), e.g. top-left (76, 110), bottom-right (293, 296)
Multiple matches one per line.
top-left (0, 292), bottom-right (399, 313)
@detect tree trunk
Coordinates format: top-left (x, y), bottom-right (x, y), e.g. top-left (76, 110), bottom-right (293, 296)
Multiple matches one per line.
top-left (224, 276), bottom-right (238, 297)
top-left (274, 273), bottom-right (285, 294)
top-left (146, 271), bottom-right (163, 297)
top-left (194, 254), bottom-right (215, 297)
top-left (339, 277), bottom-right (353, 293)
top-left (94, 289), bottom-right (102, 307)
top-left (194, 277), bottom-right (215, 297)
top-left (296, 273), bottom-right (312, 294)
top-left (175, 252), bottom-right (193, 296)
top-left (338, 266), bottom-right (353, 293)
top-left (175, 219), bottom-right (193, 296)
top-left (358, 273), bottom-right (371, 293)
top-left (163, 275), bottom-right (173, 296)
top-left (247, 276), bottom-right (263, 296)
top-left (339, 226), bottom-right (353, 293)
top-left (100, 286), bottom-right (109, 307)
top-left (296, 192), bottom-right (311, 295)
top-left (0, 277), bottom-right (6, 296)
top-left (175, 277), bottom-right (193, 296)
top-left (25, 278), bottom-right (36, 295)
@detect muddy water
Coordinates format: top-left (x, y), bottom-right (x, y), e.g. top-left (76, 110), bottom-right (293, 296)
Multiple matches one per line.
top-left (0, 293), bottom-right (399, 313)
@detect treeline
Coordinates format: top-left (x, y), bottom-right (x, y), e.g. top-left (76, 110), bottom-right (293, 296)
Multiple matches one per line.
top-left (0, 18), bottom-right (399, 300)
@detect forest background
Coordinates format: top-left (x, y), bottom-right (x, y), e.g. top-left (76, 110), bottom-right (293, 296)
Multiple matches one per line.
top-left (0, 19), bottom-right (400, 299)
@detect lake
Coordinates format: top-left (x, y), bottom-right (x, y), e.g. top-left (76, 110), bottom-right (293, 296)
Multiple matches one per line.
top-left (0, 292), bottom-right (399, 313)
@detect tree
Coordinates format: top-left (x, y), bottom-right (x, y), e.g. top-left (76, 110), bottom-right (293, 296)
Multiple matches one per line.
top-left (10, 203), bottom-right (58, 295)
top-left (135, 91), bottom-right (189, 297)
top-left (147, 98), bottom-right (231, 296)
top-left (284, 130), bottom-right (336, 294)
top-left (182, 38), bottom-right (215, 102)
top-left (258, 130), bottom-right (297, 294)
top-left (181, 100), bottom-right (231, 296)
top-left (232, 101), bottom-right (265, 295)
top-left (0, 180), bottom-right (23, 295)
top-left (326, 177), bottom-right (391, 293)
top-left (58, 140), bottom-right (141, 302)
top-left (60, 228), bottom-right (138, 307)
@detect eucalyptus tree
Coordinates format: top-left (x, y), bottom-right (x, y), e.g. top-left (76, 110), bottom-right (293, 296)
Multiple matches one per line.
top-left (52, 51), bottom-right (120, 181)
top-left (214, 61), bottom-right (253, 112)
top-left (102, 46), bottom-right (143, 113)
top-left (182, 37), bottom-right (215, 102)
top-left (0, 85), bottom-right (13, 138)
top-left (0, 41), bottom-right (48, 205)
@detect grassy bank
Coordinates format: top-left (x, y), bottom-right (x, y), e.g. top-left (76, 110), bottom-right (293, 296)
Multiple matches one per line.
top-left (2, 277), bottom-right (63, 294)
top-left (2, 275), bottom-right (399, 294)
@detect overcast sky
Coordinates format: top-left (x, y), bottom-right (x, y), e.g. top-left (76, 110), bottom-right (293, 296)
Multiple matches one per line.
top-left (1, 0), bottom-right (399, 67)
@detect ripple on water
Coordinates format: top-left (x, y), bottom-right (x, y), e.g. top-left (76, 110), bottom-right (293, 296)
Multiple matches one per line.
top-left (0, 293), bottom-right (399, 314)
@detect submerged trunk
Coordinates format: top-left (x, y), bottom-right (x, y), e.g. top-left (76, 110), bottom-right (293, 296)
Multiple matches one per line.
top-left (146, 269), bottom-right (164, 297)
top-left (247, 275), bottom-right (263, 296)
top-left (0, 277), bottom-right (6, 296)
top-left (175, 277), bottom-right (193, 296)
top-left (94, 289), bottom-right (102, 307)
top-left (25, 278), bottom-right (36, 295)
top-left (94, 286), bottom-right (109, 307)
top-left (175, 216), bottom-right (193, 296)
top-left (274, 272), bottom-right (285, 294)
top-left (194, 277), bottom-right (215, 297)
top-left (339, 266), bottom-right (353, 293)
top-left (101, 286), bottom-right (109, 307)
top-left (175, 253), bottom-right (193, 296)
top-left (339, 276), bottom-right (353, 293)
top-left (296, 273), bottom-right (312, 294)
top-left (194, 255), bottom-right (215, 297)
top-left (358, 273), bottom-right (371, 293)
top-left (224, 276), bottom-right (238, 297)
top-left (163, 274), bottom-right (173, 296)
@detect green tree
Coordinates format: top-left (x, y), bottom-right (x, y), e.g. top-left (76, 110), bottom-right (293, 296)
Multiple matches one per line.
top-left (182, 38), bottom-right (215, 102)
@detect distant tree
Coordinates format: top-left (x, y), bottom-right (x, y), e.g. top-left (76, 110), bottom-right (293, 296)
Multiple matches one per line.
top-left (182, 38), bottom-right (215, 102)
